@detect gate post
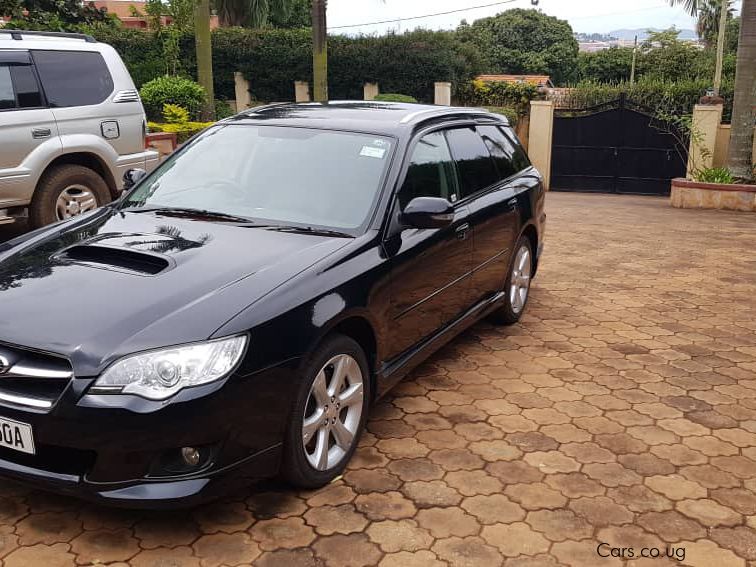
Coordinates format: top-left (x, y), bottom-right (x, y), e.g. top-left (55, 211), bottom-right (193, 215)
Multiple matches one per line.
top-left (687, 104), bottom-right (723, 178)
top-left (529, 100), bottom-right (555, 190)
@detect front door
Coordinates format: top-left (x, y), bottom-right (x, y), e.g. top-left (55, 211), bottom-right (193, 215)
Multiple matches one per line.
top-left (385, 130), bottom-right (474, 360)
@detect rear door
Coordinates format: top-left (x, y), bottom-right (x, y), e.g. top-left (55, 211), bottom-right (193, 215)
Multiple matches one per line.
top-left (385, 130), bottom-right (475, 360)
top-left (446, 125), bottom-right (520, 302)
top-left (0, 50), bottom-right (59, 205)
top-left (31, 49), bottom-right (142, 156)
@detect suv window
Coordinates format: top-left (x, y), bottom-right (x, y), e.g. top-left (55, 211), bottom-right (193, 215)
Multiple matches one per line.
top-left (445, 127), bottom-right (499, 198)
top-left (32, 50), bottom-right (114, 107)
top-left (399, 131), bottom-right (458, 209)
top-left (0, 66), bottom-right (13, 110)
top-left (0, 64), bottom-right (43, 110)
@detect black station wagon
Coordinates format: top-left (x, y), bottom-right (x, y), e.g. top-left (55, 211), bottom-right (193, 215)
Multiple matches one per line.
top-left (0, 102), bottom-right (546, 507)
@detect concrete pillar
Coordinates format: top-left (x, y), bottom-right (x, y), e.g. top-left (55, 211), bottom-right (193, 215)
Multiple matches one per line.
top-left (234, 72), bottom-right (251, 111)
top-left (364, 82), bottom-right (379, 101)
top-left (434, 82), bottom-right (451, 106)
top-left (294, 81), bottom-right (311, 103)
top-left (687, 104), bottom-right (723, 177)
top-left (528, 100), bottom-right (555, 190)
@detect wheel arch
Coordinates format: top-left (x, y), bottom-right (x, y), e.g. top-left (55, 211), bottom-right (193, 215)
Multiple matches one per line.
top-left (520, 222), bottom-right (539, 275)
top-left (38, 152), bottom-right (118, 199)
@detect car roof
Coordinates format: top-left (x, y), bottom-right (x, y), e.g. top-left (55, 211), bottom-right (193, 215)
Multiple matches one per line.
top-left (227, 101), bottom-right (507, 137)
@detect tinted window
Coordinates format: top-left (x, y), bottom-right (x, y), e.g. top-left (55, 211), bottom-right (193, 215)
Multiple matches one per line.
top-left (33, 50), bottom-right (113, 107)
top-left (445, 127), bottom-right (498, 198)
top-left (123, 125), bottom-right (393, 231)
top-left (10, 66), bottom-right (42, 108)
top-left (399, 131), bottom-right (458, 209)
top-left (502, 127), bottom-right (531, 172)
top-left (0, 66), bottom-right (13, 110)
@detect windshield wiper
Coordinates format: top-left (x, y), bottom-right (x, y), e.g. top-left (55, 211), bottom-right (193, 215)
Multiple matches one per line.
top-left (257, 225), bottom-right (354, 238)
top-left (120, 206), bottom-right (254, 223)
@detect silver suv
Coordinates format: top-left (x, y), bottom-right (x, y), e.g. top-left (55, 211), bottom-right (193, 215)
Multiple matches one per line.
top-left (0, 30), bottom-right (159, 228)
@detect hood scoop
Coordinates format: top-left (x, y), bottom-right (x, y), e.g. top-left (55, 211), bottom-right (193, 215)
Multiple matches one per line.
top-left (59, 244), bottom-right (172, 276)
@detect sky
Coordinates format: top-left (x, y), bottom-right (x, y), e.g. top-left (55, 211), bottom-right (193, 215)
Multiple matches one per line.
top-left (326, 0), bottom-right (739, 36)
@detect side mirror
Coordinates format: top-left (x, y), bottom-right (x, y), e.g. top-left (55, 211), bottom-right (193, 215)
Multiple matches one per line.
top-left (123, 168), bottom-right (147, 191)
top-left (401, 197), bottom-right (455, 229)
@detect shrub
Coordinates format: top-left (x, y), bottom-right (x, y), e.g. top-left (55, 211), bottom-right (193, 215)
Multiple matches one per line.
top-left (457, 80), bottom-right (541, 116)
top-left (694, 167), bottom-right (736, 184)
top-left (214, 99), bottom-right (236, 119)
top-left (140, 76), bottom-right (206, 121)
top-left (483, 106), bottom-right (519, 126)
top-left (162, 103), bottom-right (190, 124)
top-left (374, 93), bottom-right (418, 103)
top-left (149, 121), bottom-right (214, 144)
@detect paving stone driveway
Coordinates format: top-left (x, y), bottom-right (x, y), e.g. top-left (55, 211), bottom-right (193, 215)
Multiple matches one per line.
top-left (1, 192), bottom-right (756, 567)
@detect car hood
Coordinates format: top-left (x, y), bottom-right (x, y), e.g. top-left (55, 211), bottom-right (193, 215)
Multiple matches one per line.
top-left (0, 209), bottom-right (350, 376)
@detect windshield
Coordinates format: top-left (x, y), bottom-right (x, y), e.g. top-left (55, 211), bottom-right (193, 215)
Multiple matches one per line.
top-left (121, 124), bottom-right (394, 231)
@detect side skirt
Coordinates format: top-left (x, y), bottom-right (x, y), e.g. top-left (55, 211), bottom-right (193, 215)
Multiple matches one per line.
top-left (375, 290), bottom-right (507, 398)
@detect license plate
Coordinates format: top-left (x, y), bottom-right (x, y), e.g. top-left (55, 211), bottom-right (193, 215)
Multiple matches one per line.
top-left (0, 417), bottom-right (34, 455)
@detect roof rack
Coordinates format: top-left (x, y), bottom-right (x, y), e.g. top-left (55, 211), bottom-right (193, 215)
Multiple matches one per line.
top-left (0, 29), bottom-right (97, 43)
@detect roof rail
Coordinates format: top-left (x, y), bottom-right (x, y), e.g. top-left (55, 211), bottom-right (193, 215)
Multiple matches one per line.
top-left (399, 106), bottom-right (494, 125)
top-left (0, 29), bottom-right (97, 43)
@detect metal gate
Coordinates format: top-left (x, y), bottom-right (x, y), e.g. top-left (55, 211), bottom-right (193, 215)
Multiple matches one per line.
top-left (550, 95), bottom-right (687, 195)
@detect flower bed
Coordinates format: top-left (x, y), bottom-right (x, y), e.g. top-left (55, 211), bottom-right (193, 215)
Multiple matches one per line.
top-left (671, 178), bottom-right (756, 212)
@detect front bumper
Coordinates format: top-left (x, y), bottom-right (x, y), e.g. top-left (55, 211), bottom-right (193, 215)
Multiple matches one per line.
top-left (0, 357), bottom-right (301, 508)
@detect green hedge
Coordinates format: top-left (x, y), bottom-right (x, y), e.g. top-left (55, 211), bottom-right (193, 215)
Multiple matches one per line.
top-left (89, 27), bottom-right (483, 103)
top-left (557, 79), bottom-right (734, 122)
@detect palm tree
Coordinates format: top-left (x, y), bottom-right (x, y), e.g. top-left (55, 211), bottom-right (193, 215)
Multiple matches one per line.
top-left (726, 0), bottom-right (755, 179)
top-left (697, 0), bottom-right (734, 47)
top-left (672, 0), bottom-right (754, 179)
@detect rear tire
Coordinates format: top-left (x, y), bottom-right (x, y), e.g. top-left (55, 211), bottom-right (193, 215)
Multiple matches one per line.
top-left (489, 236), bottom-right (534, 325)
top-left (30, 164), bottom-right (110, 228)
top-left (282, 334), bottom-right (370, 489)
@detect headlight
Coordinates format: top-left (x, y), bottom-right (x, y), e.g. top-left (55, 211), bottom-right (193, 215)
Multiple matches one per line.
top-left (91, 335), bottom-right (248, 401)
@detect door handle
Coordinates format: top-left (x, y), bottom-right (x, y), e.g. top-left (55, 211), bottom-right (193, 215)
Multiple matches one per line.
top-left (32, 128), bottom-right (51, 139)
top-left (507, 197), bottom-right (518, 208)
top-left (455, 223), bottom-right (470, 240)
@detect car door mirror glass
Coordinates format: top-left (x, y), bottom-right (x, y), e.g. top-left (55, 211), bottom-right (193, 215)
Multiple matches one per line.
top-left (401, 197), bottom-right (454, 229)
top-left (123, 168), bottom-right (147, 191)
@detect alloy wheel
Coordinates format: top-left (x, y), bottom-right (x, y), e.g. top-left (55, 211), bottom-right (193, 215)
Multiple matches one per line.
top-left (302, 353), bottom-right (364, 471)
top-left (56, 184), bottom-right (98, 220)
top-left (510, 244), bottom-right (532, 314)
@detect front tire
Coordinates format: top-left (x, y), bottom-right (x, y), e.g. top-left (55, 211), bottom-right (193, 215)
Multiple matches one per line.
top-left (282, 334), bottom-right (370, 488)
top-left (30, 164), bottom-right (110, 228)
top-left (490, 236), bottom-right (534, 325)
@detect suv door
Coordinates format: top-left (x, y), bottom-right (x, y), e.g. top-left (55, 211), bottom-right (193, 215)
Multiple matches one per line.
top-left (385, 130), bottom-right (475, 360)
top-left (446, 125), bottom-right (521, 302)
top-left (0, 51), bottom-right (59, 208)
top-left (31, 50), bottom-right (142, 157)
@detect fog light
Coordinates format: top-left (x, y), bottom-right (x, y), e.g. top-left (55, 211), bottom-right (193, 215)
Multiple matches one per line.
top-left (181, 446), bottom-right (201, 466)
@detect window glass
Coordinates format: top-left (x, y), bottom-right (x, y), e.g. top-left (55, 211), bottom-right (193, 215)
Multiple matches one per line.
top-left (478, 125), bottom-right (518, 180)
top-left (398, 131), bottom-right (458, 209)
top-left (0, 66), bottom-right (14, 110)
top-left (501, 127), bottom-right (531, 173)
top-left (122, 125), bottom-right (393, 231)
top-left (10, 66), bottom-right (42, 108)
top-left (32, 50), bottom-right (113, 107)
top-left (445, 127), bottom-right (499, 198)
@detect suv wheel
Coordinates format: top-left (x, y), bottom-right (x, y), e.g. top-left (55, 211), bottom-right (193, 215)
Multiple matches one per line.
top-left (489, 236), bottom-right (534, 325)
top-left (282, 334), bottom-right (370, 488)
top-left (30, 164), bottom-right (111, 228)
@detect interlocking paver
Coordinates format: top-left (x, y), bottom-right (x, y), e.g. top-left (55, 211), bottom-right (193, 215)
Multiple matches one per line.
top-left (3, 193), bottom-right (756, 564)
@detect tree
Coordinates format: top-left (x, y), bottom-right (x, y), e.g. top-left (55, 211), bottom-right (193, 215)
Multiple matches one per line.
top-left (3, 0), bottom-right (113, 30)
top-left (194, 0), bottom-right (214, 120)
top-left (215, 0), bottom-right (292, 28)
top-left (697, 0), bottom-right (734, 47)
top-left (311, 0), bottom-right (327, 101)
top-left (726, 0), bottom-right (755, 179)
top-left (269, 0), bottom-right (309, 27)
top-left (578, 47), bottom-right (634, 83)
top-left (457, 9), bottom-right (579, 85)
